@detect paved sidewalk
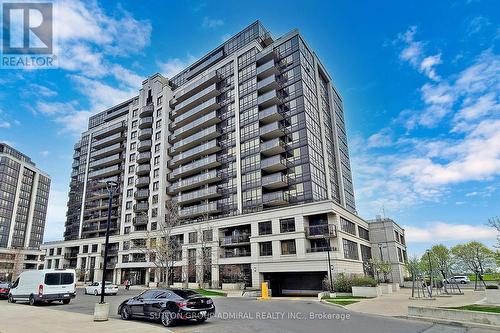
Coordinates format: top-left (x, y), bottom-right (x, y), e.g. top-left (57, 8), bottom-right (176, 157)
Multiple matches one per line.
top-left (0, 302), bottom-right (169, 333)
top-left (345, 288), bottom-right (486, 317)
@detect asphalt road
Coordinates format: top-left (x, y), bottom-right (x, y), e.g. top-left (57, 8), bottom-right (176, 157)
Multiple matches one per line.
top-left (18, 288), bottom-right (497, 333)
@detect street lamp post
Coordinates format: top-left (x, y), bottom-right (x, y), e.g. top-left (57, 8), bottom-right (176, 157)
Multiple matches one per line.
top-left (94, 180), bottom-right (118, 321)
top-left (325, 233), bottom-right (334, 292)
top-left (426, 250), bottom-right (433, 297)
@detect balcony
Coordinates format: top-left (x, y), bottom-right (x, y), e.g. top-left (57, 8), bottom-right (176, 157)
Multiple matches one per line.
top-left (133, 215), bottom-right (148, 226)
top-left (256, 59), bottom-right (280, 79)
top-left (171, 97), bottom-right (220, 129)
top-left (171, 111), bottom-right (221, 142)
top-left (167, 170), bottom-right (221, 194)
top-left (173, 84), bottom-right (220, 117)
top-left (170, 125), bottom-right (220, 154)
top-left (262, 172), bottom-right (289, 189)
top-left (139, 116), bottom-right (153, 129)
top-left (256, 48), bottom-right (278, 65)
top-left (89, 153), bottom-right (123, 169)
top-left (178, 201), bottom-right (220, 219)
top-left (137, 140), bottom-right (152, 152)
top-left (100, 248), bottom-right (119, 256)
top-left (91, 143), bottom-right (124, 159)
top-left (136, 152), bottom-right (151, 163)
top-left (88, 164), bottom-right (122, 179)
top-left (169, 140), bottom-right (220, 168)
top-left (260, 138), bottom-right (286, 156)
top-left (169, 154), bottom-right (221, 180)
top-left (93, 121), bottom-right (126, 139)
top-left (135, 176), bottom-right (150, 188)
top-left (260, 121), bottom-right (286, 140)
top-left (63, 252), bottom-right (78, 259)
top-left (261, 155), bottom-right (288, 172)
top-left (93, 132), bottom-right (124, 149)
top-left (134, 189), bottom-right (149, 199)
top-left (259, 105), bottom-right (285, 124)
top-left (219, 235), bottom-right (250, 247)
top-left (136, 164), bottom-right (151, 176)
top-left (220, 250), bottom-right (251, 258)
top-left (257, 75), bottom-right (281, 93)
top-left (258, 89), bottom-right (282, 109)
top-left (138, 128), bottom-right (153, 140)
top-left (306, 246), bottom-right (337, 253)
top-left (305, 224), bottom-right (337, 239)
top-left (262, 191), bottom-right (289, 206)
top-left (177, 185), bottom-right (221, 205)
top-left (133, 202), bottom-right (149, 212)
top-left (172, 71), bottom-right (222, 105)
top-left (139, 104), bottom-right (154, 117)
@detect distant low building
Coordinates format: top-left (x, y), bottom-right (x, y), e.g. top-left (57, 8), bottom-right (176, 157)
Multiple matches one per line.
top-left (367, 216), bottom-right (408, 284)
top-left (0, 143), bottom-right (50, 281)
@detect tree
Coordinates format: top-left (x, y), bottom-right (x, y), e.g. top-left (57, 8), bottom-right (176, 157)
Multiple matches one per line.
top-left (369, 258), bottom-right (392, 283)
top-left (487, 217), bottom-right (500, 248)
top-left (451, 241), bottom-right (495, 290)
top-left (191, 218), bottom-right (215, 288)
top-left (140, 200), bottom-right (181, 287)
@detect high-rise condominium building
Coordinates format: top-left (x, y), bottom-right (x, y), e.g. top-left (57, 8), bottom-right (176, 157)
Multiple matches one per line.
top-left (0, 143), bottom-right (50, 281)
top-left (42, 22), bottom-right (406, 293)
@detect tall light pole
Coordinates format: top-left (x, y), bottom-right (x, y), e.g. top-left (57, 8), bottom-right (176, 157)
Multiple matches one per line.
top-left (100, 180), bottom-right (118, 304)
top-left (426, 249), bottom-right (433, 297)
top-left (325, 231), bottom-right (334, 292)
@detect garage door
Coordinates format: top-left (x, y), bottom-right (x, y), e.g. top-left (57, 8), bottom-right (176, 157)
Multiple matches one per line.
top-left (263, 271), bottom-right (326, 296)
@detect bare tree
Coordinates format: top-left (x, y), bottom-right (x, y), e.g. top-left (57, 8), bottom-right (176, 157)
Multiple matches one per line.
top-left (139, 200), bottom-right (181, 287)
top-left (190, 216), bottom-right (215, 288)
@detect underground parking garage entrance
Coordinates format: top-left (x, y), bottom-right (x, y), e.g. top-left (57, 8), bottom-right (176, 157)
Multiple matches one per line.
top-left (263, 271), bottom-right (327, 296)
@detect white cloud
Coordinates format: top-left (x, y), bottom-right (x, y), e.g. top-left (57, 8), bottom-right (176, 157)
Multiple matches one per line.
top-left (420, 54), bottom-right (442, 81)
top-left (404, 222), bottom-right (496, 242)
top-left (202, 17), bottom-right (224, 29)
top-left (39, 150), bottom-right (50, 157)
top-left (30, 84), bottom-right (58, 97)
top-left (367, 128), bottom-right (393, 148)
top-left (157, 55), bottom-right (198, 78)
top-left (0, 121), bottom-right (11, 128)
top-left (467, 16), bottom-right (491, 35)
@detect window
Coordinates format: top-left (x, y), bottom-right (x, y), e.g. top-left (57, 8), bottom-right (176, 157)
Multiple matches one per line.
top-left (155, 132), bottom-right (161, 140)
top-left (152, 195), bottom-right (158, 204)
top-left (45, 273), bottom-right (74, 285)
top-left (82, 245), bottom-right (88, 253)
top-left (126, 189), bottom-right (133, 198)
top-left (131, 131), bottom-right (137, 139)
top-left (128, 177), bottom-right (134, 185)
top-left (340, 217), bottom-right (356, 235)
top-left (91, 244), bottom-right (97, 252)
top-left (153, 169), bottom-right (159, 178)
top-left (130, 142), bottom-right (136, 150)
top-left (132, 120), bottom-right (138, 128)
top-left (280, 218), bottom-right (295, 233)
top-left (360, 244), bottom-right (372, 262)
top-left (258, 221), bottom-right (272, 235)
top-left (394, 231), bottom-right (399, 242)
top-left (342, 239), bottom-right (359, 260)
top-left (126, 201), bottom-right (132, 209)
top-left (259, 242), bottom-right (272, 256)
top-left (151, 222), bottom-right (157, 231)
top-left (128, 165), bottom-right (135, 173)
top-left (154, 144), bottom-right (160, 153)
top-left (153, 181), bottom-right (159, 190)
top-left (125, 214), bottom-right (131, 223)
top-left (154, 156), bottom-right (160, 165)
top-left (124, 226), bottom-right (130, 234)
top-left (281, 240), bottom-right (296, 255)
top-left (203, 229), bottom-right (213, 242)
top-left (398, 247), bottom-right (403, 263)
top-left (358, 226), bottom-right (369, 241)
top-left (49, 248), bottom-right (54, 255)
top-left (188, 232), bottom-right (197, 243)
top-left (156, 120), bottom-right (161, 129)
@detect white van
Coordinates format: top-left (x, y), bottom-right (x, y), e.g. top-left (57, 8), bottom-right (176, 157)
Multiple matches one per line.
top-left (8, 269), bottom-right (76, 305)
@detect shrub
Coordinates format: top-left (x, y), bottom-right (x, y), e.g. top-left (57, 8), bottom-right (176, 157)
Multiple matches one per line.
top-left (403, 277), bottom-right (413, 282)
top-left (486, 285), bottom-right (499, 289)
top-left (352, 276), bottom-right (378, 287)
top-left (333, 273), bottom-right (353, 292)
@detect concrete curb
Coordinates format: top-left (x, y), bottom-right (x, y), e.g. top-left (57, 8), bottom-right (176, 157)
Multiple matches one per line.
top-left (406, 315), bottom-right (500, 331)
top-left (319, 299), bottom-right (350, 310)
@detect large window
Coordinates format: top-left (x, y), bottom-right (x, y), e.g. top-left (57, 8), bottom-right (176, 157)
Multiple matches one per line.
top-left (258, 221), bottom-right (272, 235)
top-left (342, 239), bottom-right (359, 260)
top-left (188, 232), bottom-right (197, 243)
top-left (358, 226), bottom-right (369, 241)
top-left (340, 217), bottom-right (356, 235)
top-left (360, 244), bottom-right (372, 262)
top-left (281, 239), bottom-right (296, 255)
top-left (259, 242), bottom-right (272, 256)
top-left (280, 218), bottom-right (295, 233)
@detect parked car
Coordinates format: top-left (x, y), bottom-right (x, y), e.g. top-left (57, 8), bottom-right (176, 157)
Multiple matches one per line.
top-left (8, 269), bottom-right (76, 305)
top-left (85, 281), bottom-right (118, 296)
top-left (444, 276), bottom-right (470, 284)
top-left (0, 282), bottom-right (11, 299)
top-left (118, 288), bottom-right (215, 327)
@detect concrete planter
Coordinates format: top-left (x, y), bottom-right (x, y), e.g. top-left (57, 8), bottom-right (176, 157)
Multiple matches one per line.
top-left (402, 281), bottom-right (414, 288)
top-left (391, 283), bottom-right (400, 292)
top-left (408, 306), bottom-right (500, 327)
top-left (187, 283), bottom-right (199, 289)
top-left (148, 282), bottom-right (158, 288)
top-left (93, 302), bottom-right (110, 321)
top-left (336, 292), bottom-right (353, 297)
top-left (222, 282), bottom-right (245, 290)
top-left (352, 286), bottom-right (382, 298)
top-left (317, 292), bottom-right (337, 301)
top-left (379, 283), bottom-right (393, 294)
top-left (172, 282), bottom-right (184, 288)
top-left (485, 289), bottom-right (500, 305)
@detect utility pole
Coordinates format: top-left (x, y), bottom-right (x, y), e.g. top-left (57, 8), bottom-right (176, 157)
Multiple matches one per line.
top-left (426, 250), bottom-right (433, 298)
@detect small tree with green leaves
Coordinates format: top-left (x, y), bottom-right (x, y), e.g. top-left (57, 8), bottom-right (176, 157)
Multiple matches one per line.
top-left (451, 241), bottom-right (495, 290)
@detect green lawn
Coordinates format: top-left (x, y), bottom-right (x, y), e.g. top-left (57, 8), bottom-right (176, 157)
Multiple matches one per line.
top-left (447, 305), bottom-right (500, 314)
top-left (467, 274), bottom-right (500, 282)
top-left (322, 295), bottom-right (372, 306)
top-left (194, 289), bottom-right (227, 297)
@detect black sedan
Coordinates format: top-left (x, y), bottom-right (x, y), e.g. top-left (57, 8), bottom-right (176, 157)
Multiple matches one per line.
top-left (117, 288), bottom-right (215, 327)
top-left (0, 282), bottom-right (10, 299)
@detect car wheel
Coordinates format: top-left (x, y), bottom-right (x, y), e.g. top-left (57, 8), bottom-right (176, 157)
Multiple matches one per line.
top-left (120, 306), bottom-right (131, 320)
top-left (8, 294), bottom-right (16, 303)
top-left (62, 299), bottom-right (70, 305)
top-left (84, 289), bottom-right (87, 295)
top-left (29, 295), bottom-right (36, 306)
top-left (94, 289), bottom-right (99, 296)
top-left (461, 281), bottom-right (466, 284)
top-left (160, 310), bottom-right (176, 327)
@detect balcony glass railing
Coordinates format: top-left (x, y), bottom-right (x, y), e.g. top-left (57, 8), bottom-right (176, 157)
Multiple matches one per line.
top-left (89, 153), bottom-right (122, 169)
top-left (172, 125), bottom-right (219, 152)
top-left (171, 140), bottom-right (219, 166)
top-left (88, 164), bottom-right (121, 179)
top-left (93, 121), bottom-right (125, 138)
top-left (168, 170), bottom-right (219, 193)
top-left (173, 83), bottom-right (219, 115)
top-left (178, 201), bottom-right (219, 218)
top-left (170, 154), bottom-right (220, 179)
top-left (177, 185), bottom-right (220, 204)
top-left (172, 97), bottom-right (219, 127)
top-left (172, 111), bottom-right (219, 140)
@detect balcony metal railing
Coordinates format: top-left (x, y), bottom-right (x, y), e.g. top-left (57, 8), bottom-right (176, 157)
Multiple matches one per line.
top-left (172, 71), bottom-right (222, 104)
top-left (169, 140), bottom-right (220, 167)
top-left (171, 111), bottom-right (220, 142)
top-left (136, 164), bottom-right (151, 176)
top-left (177, 185), bottom-right (221, 205)
top-left (262, 173), bottom-right (289, 189)
top-left (139, 116), bottom-right (153, 129)
top-left (262, 191), bottom-right (290, 206)
top-left (171, 125), bottom-right (220, 154)
top-left (260, 121), bottom-right (286, 140)
top-left (220, 234), bottom-right (250, 246)
top-left (93, 121), bottom-right (126, 139)
top-left (256, 48), bottom-right (278, 65)
top-left (172, 97), bottom-right (220, 128)
top-left (261, 138), bottom-right (286, 156)
top-left (133, 215), bottom-right (148, 226)
top-left (138, 128), bottom-right (153, 140)
top-left (135, 176), bottom-right (150, 187)
top-left (257, 75), bottom-right (281, 93)
top-left (137, 140), bottom-right (152, 152)
top-left (173, 83), bottom-right (220, 116)
top-left (134, 189), bottom-right (150, 199)
top-left (133, 202), bottom-right (149, 212)
top-left (91, 143), bottom-right (124, 159)
top-left (139, 104), bottom-right (154, 117)
top-left (261, 155), bottom-right (287, 172)
top-left (88, 164), bottom-right (122, 179)
top-left (256, 59), bottom-right (280, 79)
top-left (137, 152), bottom-right (151, 163)
top-left (305, 224), bottom-right (337, 238)
top-left (92, 132), bottom-right (124, 149)
top-left (220, 251), bottom-right (251, 258)
top-left (178, 201), bottom-right (219, 218)
top-left (306, 246), bottom-right (337, 253)
top-left (169, 154), bottom-right (221, 180)
top-left (259, 105), bottom-right (285, 124)
top-left (168, 170), bottom-right (220, 194)
top-left (89, 153), bottom-right (123, 169)
top-left (258, 89), bottom-right (282, 108)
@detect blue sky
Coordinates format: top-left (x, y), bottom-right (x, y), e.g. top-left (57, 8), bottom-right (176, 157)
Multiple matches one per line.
top-left (0, 0), bottom-right (498, 256)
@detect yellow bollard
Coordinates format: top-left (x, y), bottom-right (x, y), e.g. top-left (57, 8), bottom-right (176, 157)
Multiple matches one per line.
top-left (258, 281), bottom-right (270, 300)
